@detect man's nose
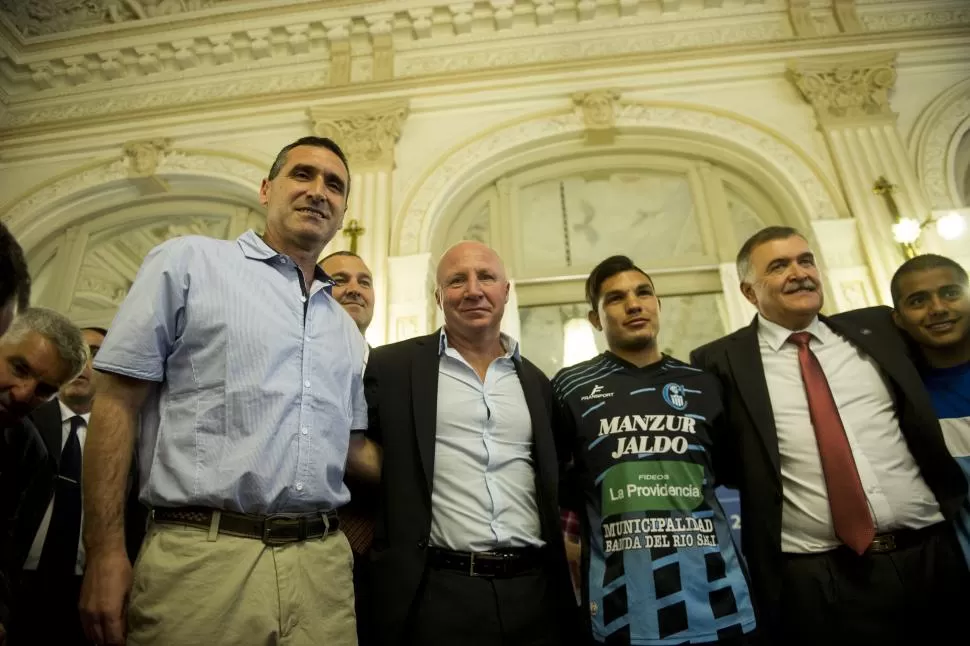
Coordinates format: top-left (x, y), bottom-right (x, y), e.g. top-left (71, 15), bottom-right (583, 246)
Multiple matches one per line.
top-left (928, 295), bottom-right (948, 314)
top-left (10, 379), bottom-right (40, 406)
top-left (624, 294), bottom-right (642, 312)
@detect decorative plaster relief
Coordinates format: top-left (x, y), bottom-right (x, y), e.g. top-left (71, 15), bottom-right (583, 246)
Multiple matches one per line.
top-left (860, 6), bottom-right (970, 32)
top-left (396, 102), bottom-right (838, 256)
top-left (787, 53), bottom-right (897, 122)
top-left (123, 138), bottom-right (171, 177)
top-left (2, 0), bottom-right (237, 36)
top-left (309, 100), bottom-right (409, 170)
top-left (914, 84), bottom-right (970, 209)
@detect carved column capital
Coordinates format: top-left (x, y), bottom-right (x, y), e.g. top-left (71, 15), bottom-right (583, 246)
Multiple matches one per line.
top-left (787, 54), bottom-right (897, 123)
top-left (309, 100), bottom-right (409, 171)
top-left (572, 90), bottom-right (621, 143)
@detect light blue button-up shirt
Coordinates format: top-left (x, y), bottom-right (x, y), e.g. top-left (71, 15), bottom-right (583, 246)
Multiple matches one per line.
top-left (94, 230), bottom-right (367, 514)
top-left (429, 330), bottom-right (543, 551)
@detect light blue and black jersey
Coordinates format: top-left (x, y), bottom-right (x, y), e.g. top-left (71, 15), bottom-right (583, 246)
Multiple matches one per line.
top-left (552, 353), bottom-right (755, 645)
top-left (922, 360), bottom-right (970, 566)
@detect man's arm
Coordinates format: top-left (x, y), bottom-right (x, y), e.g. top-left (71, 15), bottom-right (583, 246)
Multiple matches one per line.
top-left (345, 348), bottom-right (382, 485)
top-left (79, 372), bottom-right (150, 646)
top-left (82, 372), bottom-right (150, 554)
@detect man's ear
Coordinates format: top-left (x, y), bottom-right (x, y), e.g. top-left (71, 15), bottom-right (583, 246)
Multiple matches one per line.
top-left (740, 281), bottom-right (758, 307)
top-left (258, 178), bottom-right (270, 207)
top-left (434, 288), bottom-right (442, 310)
top-left (891, 308), bottom-right (903, 329)
top-left (587, 309), bottom-right (603, 332)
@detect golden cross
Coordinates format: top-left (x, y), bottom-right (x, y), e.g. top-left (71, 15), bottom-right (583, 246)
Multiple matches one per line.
top-left (343, 218), bottom-right (365, 254)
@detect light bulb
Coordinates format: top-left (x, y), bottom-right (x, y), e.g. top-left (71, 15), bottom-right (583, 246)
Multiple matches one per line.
top-left (935, 211), bottom-right (967, 241)
top-left (892, 217), bottom-right (922, 244)
top-left (562, 318), bottom-right (598, 367)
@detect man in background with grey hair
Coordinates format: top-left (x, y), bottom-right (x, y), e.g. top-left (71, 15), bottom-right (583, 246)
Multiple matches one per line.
top-left (0, 308), bottom-right (87, 644)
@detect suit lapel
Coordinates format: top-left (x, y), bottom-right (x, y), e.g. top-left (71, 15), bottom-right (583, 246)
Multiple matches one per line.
top-left (727, 319), bottom-right (781, 483)
top-left (411, 332), bottom-right (441, 495)
top-left (515, 361), bottom-right (555, 500)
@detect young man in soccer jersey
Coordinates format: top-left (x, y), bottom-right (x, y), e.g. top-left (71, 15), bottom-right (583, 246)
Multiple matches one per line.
top-left (892, 253), bottom-right (970, 564)
top-left (551, 255), bottom-right (756, 646)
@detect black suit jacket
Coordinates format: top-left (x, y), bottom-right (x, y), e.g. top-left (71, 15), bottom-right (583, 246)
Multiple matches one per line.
top-left (16, 399), bottom-right (147, 571)
top-left (0, 419), bottom-right (48, 626)
top-left (690, 307), bottom-right (967, 634)
top-left (363, 330), bottom-right (578, 645)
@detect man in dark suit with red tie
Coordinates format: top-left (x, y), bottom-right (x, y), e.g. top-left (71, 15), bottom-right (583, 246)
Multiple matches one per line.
top-left (691, 226), bottom-right (969, 645)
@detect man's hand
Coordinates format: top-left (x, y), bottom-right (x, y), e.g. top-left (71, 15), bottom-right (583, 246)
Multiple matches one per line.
top-left (79, 548), bottom-right (133, 646)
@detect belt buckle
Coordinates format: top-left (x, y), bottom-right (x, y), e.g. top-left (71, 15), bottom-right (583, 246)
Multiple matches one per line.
top-left (870, 534), bottom-right (896, 553)
top-left (468, 552), bottom-right (479, 577)
top-left (262, 514), bottom-right (306, 545)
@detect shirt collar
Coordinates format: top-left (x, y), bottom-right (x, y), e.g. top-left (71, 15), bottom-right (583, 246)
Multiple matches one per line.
top-left (236, 229), bottom-right (332, 285)
top-left (757, 314), bottom-right (825, 352)
top-left (438, 328), bottom-right (521, 361)
top-left (58, 399), bottom-right (90, 424)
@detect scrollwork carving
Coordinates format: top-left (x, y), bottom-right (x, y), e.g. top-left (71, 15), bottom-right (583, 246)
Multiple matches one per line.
top-left (2, 0), bottom-right (234, 36)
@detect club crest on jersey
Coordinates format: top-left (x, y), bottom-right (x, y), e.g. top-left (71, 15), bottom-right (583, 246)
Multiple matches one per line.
top-left (662, 383), bottom-right (688, 411)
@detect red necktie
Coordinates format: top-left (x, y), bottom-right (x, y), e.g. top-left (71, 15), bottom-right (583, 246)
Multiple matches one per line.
top-left (788, 332), bottom-right (875, 555)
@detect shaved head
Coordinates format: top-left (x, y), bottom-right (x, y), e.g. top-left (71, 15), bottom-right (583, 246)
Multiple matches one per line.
top-left (435, 240), bottom-right (510, 341)
top-left (436, 241), bottom-right (507, 287)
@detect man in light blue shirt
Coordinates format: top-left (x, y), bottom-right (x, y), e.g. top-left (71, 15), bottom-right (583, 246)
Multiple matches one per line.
top-left (78, 137), bottom-right (373, 646)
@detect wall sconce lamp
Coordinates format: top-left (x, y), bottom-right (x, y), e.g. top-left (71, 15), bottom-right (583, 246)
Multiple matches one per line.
top-left (873, 176), bottom-right (967, 259)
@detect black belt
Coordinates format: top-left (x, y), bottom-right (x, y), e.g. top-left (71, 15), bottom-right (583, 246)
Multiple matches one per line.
top-left (863, 523), bottom-right (946, 554)
top-left (152, 506), bottom-right (339, 545)
top-left (426, 546), bottom-right (544, 578)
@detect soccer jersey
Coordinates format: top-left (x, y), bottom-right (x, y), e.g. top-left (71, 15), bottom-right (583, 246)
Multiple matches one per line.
top-left (922, 360), bottom-right (970, 565)
top-left (552, 353), bottom-right (755, 645)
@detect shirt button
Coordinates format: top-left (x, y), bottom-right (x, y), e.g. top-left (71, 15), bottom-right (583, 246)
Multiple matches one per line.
top-left (301, 296), bottom-right (307, 303)
top-left (301, 426), bottom-right (308, 436)
top-left (295, 482), bottom-right (304, 491)
top-left (278, 257), bottom-right (286, 264)
top-left (304, 380), bottom-right (310, 388)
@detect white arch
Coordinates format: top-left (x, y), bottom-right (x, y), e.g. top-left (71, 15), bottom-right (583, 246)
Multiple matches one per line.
top-left (909, 77), bottom-right (970, 209)
top-left (393, 100), bottom-right (844, 256)
top-left (1, 148), bottom-right (267, 253)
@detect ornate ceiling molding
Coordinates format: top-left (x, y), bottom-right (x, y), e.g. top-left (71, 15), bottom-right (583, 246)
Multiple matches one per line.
top-left (394, 100), bottom-right (841, 256)
top-left (787, 53), bottom-right (897, 123)
top-left (309, 99), bottom-right (409, 172)
top-left (910, 78), bottom-right (970, 209)
top-left (1, 147), bottom-right (266, 240)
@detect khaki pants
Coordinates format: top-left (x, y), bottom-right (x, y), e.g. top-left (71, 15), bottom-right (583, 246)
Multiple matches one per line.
top-left (128, 520), bottom-right (357, 646)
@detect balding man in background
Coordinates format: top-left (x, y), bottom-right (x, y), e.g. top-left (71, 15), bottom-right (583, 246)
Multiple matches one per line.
top-left (362, 241), bottom-right (578, 646)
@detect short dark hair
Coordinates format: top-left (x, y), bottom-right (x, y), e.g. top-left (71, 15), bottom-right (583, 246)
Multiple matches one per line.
top-left (890, 253), bottom-right (969, 307)
top-left (586, 255), bottom-right (653, 311)
top-left (736, 225), bottom-right (805, 282)
top-left (267, 136), bottom-right (352, 195)
top-left (319, 250), bottom-right (362, 264)
top-left (0, 222), bottom-right (31, 311)
top-left (81, 326), bottom-right (109, 338)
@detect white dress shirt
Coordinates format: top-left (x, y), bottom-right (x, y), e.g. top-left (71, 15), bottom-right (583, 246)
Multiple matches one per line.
top-left (23, 399), bottom-right (89, 574)
top-left (430, 330), bottom-right (543, 552)
top-left (758, 315), bottom-right (943, 553)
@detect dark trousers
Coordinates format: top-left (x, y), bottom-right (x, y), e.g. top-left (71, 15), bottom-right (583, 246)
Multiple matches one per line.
top-left (778, 523), bottom-right (970, 646)
top-left (354, 551), bottom-right (374, 646)
top-left (9, 570), bottom-right (90, 646)
top-left (406, 566), bottom-right (564, 646)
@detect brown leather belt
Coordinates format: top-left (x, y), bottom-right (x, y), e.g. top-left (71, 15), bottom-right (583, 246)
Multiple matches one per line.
top-left (865, 523), bottom-right (944, 554)
top-left (427, 546), bottom-right (544, 578)
top-left (152, 506), bottom-right (339, 545)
